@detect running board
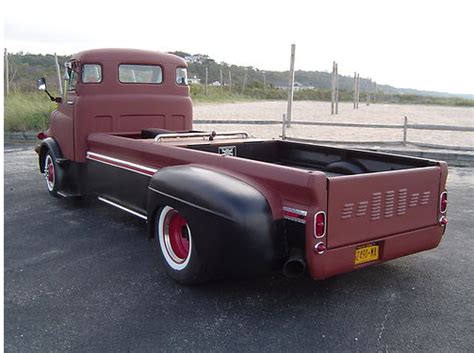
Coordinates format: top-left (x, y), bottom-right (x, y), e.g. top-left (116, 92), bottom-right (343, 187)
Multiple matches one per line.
top-left (57, 190), bottom-right (83, 198)
top-left (97, 196), bottom-right (147, 220)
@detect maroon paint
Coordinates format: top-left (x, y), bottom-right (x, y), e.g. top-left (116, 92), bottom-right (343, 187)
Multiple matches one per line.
top-left (307, 225), bottom-right (443, 280)
top-left (326, 167), bottom-right (441, 248)
top-left (87, 133), bottom-right (328, 221)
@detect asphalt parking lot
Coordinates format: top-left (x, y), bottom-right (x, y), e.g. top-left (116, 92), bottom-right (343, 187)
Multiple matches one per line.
top-left (4, 144), bottom-right (474, 352)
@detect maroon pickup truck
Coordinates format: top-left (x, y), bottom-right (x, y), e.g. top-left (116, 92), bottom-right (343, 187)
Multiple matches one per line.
top-left (35, 48), bottom-right (448, 284)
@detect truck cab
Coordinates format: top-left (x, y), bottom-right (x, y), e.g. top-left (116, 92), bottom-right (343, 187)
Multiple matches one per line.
top-left (47, 49), bottom-right (193, 163)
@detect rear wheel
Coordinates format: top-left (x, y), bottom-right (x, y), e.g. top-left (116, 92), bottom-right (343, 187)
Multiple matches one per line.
top-left (155, 206), bottom-right (208, 284)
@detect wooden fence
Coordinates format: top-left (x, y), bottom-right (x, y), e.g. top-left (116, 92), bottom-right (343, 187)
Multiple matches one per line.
top-left (193, 116), bottom-right (474, 151)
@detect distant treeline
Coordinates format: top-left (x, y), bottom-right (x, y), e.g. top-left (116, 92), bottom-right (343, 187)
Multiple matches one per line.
top-left (4, 51), bottom-right (473, 107)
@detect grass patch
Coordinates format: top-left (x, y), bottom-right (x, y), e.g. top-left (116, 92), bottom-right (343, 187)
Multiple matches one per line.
top-left (4, 92), bottom-right (56, 132)
top-left (190, 85), bottom-right (257, 103)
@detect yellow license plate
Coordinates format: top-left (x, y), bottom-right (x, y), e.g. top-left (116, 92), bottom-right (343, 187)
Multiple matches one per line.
top-left (354, 244), bottom-right (379, 265)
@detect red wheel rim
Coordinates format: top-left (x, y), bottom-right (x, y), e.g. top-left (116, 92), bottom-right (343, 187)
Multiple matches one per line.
top-left (164, 211), bottom-right (190, 262)
top-left (45, 155), bottom-right (55, 191)
top-left (47, 161), bottom-right (54, 182)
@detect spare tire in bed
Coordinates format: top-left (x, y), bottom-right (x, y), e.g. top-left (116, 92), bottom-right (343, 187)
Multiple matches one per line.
top-left (326, 161), bottom-right (366, 175)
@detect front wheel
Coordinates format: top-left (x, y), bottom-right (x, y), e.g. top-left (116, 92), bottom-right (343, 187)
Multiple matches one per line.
top-left (155, 206), bottom-right (209, 284)
top-left (43, 151), bottom-right (62, 197)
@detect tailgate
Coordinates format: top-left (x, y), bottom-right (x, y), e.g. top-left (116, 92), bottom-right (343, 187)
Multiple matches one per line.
top-left (327, 166), bottom-right (441, 248)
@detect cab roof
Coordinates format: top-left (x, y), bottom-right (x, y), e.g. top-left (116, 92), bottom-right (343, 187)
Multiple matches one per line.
top-left (71, 48), bottom-right (187, 66)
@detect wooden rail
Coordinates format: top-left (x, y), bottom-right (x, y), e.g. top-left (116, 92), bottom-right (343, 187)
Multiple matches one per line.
top-left (193, 119), bottom-right (474, 132)
top-left (193, 117), bottom-right (474, 150)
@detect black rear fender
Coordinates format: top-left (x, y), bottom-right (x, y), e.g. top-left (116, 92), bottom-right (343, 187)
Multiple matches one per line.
top-left (147, 165), bottom-right (280, 277)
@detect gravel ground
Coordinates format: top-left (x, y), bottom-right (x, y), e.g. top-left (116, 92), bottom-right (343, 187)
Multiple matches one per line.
top-left (4, 144), bottom-right (474, 352)
top-left (193, 101), bottom-right (474, 147)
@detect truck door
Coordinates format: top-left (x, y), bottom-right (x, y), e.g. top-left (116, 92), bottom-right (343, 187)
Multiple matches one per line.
top-left (51, 61), bottom-right (77, 160)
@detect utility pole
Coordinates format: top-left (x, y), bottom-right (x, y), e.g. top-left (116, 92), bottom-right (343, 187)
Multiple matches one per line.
top-left (241, 68), bottom-right (248, 94)
top-left (228, 70), bottom-right (232, 94)
top-left (205, 66), bottom-right (208, 96)
top-left (286, 43), bottom-right (296, 127)
top-left (262, 71), bottom-right (266, 93)
top-left (335, 62), bottom-right (339, 114)
top-left (54, 53), bottom-right (63, 95)
top-left (4, 48), bottom-right (9, 96)
top-left (219, 68), bottom-right (223, 93)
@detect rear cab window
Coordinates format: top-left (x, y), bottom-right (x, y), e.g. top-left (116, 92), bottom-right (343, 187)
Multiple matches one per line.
top-left (119, 64), bottom-right (163, 84)
top-left (82, 64), bottom-right (102, 83)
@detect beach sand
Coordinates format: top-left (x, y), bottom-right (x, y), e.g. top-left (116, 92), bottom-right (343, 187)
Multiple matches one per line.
top-left (193, 101), bottom-right (474, 147)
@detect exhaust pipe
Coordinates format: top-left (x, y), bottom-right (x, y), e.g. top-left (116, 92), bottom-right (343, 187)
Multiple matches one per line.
top-left (282, 248), bottom-right (306, 278)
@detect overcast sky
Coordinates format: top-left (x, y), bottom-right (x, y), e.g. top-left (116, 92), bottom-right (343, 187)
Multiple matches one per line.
top-left (4, 0), bottom-right (474, 94)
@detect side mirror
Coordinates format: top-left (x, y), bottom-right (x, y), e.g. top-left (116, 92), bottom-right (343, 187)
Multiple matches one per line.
top-left (36, 77), bottom-right (62, 103)
top-left (37, 77), bottom-right (47, 91)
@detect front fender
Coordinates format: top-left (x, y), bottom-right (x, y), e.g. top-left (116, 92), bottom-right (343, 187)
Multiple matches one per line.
top-left (37, 137), bottom-right (63, 172)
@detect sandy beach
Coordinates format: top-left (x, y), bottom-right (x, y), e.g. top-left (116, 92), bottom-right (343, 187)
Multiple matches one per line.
top-left (193, 101), bottom-right (474, 148)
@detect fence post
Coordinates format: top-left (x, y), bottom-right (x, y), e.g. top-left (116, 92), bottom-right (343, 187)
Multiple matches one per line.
top-left (373, 81), bottom-right (377, 104)
top-left (241, 68), bottom-right (248, 94)
top-left (331, 61), bottom-right (336, 114)
top-left (356, 73), bottom-right (360, 108)
top-left (205, 66), bottom-right (208, 96)
top-left (220, 68), bottom-right (223, 92)
top-left (282, 113), bottom-right (287, 140)
top-left (366, 78), bottom-right (371, 106)
top-left (335, 62), bottom-right (339, 114)
top-left (403, 116), bottom-right (408, 145)
top-left (54, 53), bottom-right (63, 95)
top-left (286, 43), bottom-right (296, 127)
top-left (353, 72), bottom-right (357, 109)
top-left (4, 48), bottom-right (9, 96)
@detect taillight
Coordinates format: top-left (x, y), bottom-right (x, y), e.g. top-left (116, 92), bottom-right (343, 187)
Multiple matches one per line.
top-left (314, 211), bottom-right (326, 238)
top-left (439, 191), bottom-right (448, 213)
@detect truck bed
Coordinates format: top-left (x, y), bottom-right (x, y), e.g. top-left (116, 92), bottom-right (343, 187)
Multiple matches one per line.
top-left (87, 131), bottom-right (445, 252)
top-left (118, 128), bottom-right (437, 177)
top-left (180, 139), bottom-right (437, 176)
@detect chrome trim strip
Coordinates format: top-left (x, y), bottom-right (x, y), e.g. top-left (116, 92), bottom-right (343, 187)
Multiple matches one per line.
top-left (283, 216), bottom-right (306, 224)
top-left (439, 191), bottom-right (447, 214)
top-left (154, 131), bottom-right (248, 142)
top-left (98, 196), bottom-right (147, 220)
top-left (86, 151), bottom-right (158, 177)
top-left (283, 206), bottom-right (308, 217)
top-left (314, 211), bottom-right (327, 238)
